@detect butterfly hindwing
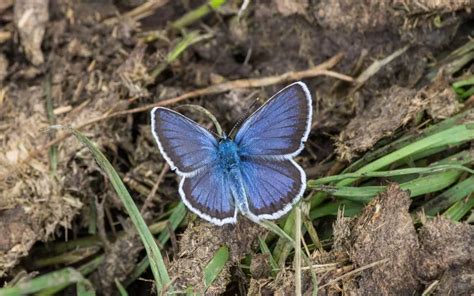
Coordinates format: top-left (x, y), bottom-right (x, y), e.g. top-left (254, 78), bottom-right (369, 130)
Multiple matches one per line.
top-left (179, 166), bottom-right (236, 225)
top-left (151, 107), bottom-right (218, 175)
top-left (239, 156), bottom-right (306, 220)
top-left (235, 82), bottom-right (312, 158)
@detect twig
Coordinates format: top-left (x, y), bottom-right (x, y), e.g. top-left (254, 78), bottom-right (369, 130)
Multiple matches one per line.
top-left (103, 0), bottom-right (170, 26)
top-left (352, 45), bottom-right (409, 94)
top-left (141, 163), bottom-right (170, 215)
top-left (2, 53), bottom-right (351, 181)
top-left (319, 258), bottom-right (389, 289)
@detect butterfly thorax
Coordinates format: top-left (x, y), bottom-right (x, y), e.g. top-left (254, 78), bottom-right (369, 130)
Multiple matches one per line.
top-left (217, 138), bottom-right (241, 172)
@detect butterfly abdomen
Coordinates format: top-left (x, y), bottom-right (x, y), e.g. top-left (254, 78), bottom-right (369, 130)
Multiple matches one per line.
top-left (216, 138), bottom-right (251, 217)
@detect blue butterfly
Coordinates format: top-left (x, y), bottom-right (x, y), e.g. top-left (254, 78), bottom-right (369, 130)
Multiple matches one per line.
top-left (151, 82), bottom-right (312, 225)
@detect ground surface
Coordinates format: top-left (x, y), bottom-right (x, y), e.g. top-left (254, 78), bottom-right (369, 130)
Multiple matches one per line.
top-left (0, 0), bottom-right (473, 295)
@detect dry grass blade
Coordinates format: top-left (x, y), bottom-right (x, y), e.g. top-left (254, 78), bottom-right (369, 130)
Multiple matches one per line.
top-left (295, 206), bottom-right (302, 296)
top-left (319, 259), bottom-right (389, 289)
top-left (355, 46), bottom-right (409, 85)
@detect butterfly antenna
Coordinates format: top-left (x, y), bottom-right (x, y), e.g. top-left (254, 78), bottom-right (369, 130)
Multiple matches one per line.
top-left (229, 92), bottom-right (261, 137)
top-left (178, 104), bottom-right (224, 138)
top-left (206, 125), bottom-right (221, 138)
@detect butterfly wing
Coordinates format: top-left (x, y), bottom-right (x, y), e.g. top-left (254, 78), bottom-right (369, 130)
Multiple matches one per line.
top-left (235, 81), bottom-right (312, 220)
top-left (151, 107), bottom-right (236, 224)
top-left (179, 166), bottom-right (237, 225)
top-left (239, 156), bottom-right (305, 220)
top-left (151, 107), bottom-right (218, 176)
top-left (235, 82), bottom-right (312, 158)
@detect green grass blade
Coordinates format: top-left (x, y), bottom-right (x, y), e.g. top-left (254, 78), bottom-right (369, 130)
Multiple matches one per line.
top-left (294, 206), bottom-right (302, 296)
top-left (310, 200), bottom-right (363, 220)
top-left (310, 164), bottom-right (474, 185)
top-left (452, 75), bottom-right (474, 89)
top-left (262, 217), bottom-right (296, 265)
top-left (76, 280), bottom-right (96, 296)
top-left (114, 279), bottom-right (128, 296)
top-left (423, 176), bottom-right (474, 215)
top-left (302, 212), bottom-right (322, 250)
top-left (0, 268), bottom-right (92, 296)
top-left (204, 246), bottom-right (229, 290)
top-left (260, 220), bottom-right (295, 244)
top-left (56, 126), bottom-right (171, 293)
top-left (170, 0), bottom-right (226, 30)
top-left (124, 202), bottom-right (186, 287)
top-left (338, 124), bottom-right (474, 187)
top-left (342, 110), bottom-right (474, 174)
top-left (258, 237), bottom-right (279, 275)
top-left (443, 195), bottom-right (474, 221)
top-left (150, 31), bottom-right (214, 79)
top-left (37, 255), bottom-right (105, 296)
top-left (400, 169), bottom-right (462, 197)
top-left (312, 185), bottom-right (383, 202)
top-left (158, 202), bottom-right (186, 243)
top-left (312, 169), bottom-right (462, 202)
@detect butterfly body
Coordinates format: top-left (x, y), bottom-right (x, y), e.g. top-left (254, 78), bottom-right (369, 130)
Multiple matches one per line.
top-left (217, 137), bottom-right (241, 172)
top-left (216, 137), bottom-right (252, 215)
top-left (151, 81), bottom-right (312, 225)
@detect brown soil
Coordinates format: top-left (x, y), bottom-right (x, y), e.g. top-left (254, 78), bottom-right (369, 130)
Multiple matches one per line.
top-left (0, 0), bottom-right (473, 295)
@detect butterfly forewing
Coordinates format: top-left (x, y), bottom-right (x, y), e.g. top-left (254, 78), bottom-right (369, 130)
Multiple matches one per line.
top-left (235, 82), bottom-right (312, 158)
top-left (234, 82), bottom-right (312, 221)
top-left (151, 107), bottom-right (218, 175)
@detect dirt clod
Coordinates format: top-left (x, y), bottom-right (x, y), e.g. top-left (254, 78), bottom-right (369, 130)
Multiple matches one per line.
top-left (348, 184), bottom-right (421, 294)
top-left (250, 253), bottom-right (272, 280)
top-left (336, 86), bottom-right (423, 161)
top-left (169, 218), bottom-right (265, 294)
top-left (14, 0), bottom-right (49, 65)
top-left (416, 217), bottom-right (474, 281)
top-left (90, 229), bottom-right (143, 295)
top-left (426, 74), bottom-right (462, 119)
top-left (318, 185), bottom-right (474, 295)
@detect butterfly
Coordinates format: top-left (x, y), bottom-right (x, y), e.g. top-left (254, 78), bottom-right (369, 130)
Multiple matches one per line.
top-left (150, 82), bottom-right (312, 225)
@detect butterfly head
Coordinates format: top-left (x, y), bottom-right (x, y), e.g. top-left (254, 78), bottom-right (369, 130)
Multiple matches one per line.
top-left (219, 131), bottom-right (229, 141)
